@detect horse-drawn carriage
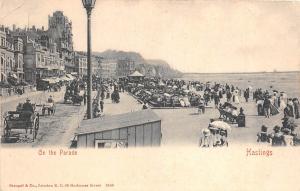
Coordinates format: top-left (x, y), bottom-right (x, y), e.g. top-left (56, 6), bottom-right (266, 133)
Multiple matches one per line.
top-left (2, 111), bottom-right (39, 142)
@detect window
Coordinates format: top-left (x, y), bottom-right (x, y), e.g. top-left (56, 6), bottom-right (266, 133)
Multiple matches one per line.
top-left (1, 37), bottom-right (5, 47)
top-left (1, 53), bottom-right (4, 65)
top-left (94, 140), bottom-right (127, 149)
top-left (1, 56), bottom-right (4, 67)
top-left (10, 59), bottom-right (13, 68)
top-left (6, 57), bottom-right (9, 67)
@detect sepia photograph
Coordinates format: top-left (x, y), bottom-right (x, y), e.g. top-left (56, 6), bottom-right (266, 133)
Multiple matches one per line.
top-left (0, 0), bottom-right (300, 190)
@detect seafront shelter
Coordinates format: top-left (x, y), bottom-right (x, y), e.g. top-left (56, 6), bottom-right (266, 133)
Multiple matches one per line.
top-left (75, 109), bottom-right (162, 148)
top-left (128, 71), bottom-right (145, 83)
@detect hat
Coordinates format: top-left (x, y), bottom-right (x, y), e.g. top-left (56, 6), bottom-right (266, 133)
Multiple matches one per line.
top-left (202, 128), bottom-right (211, 137)
top-left (281, 128), bottom-right (291, 134)
top-left (261, 125), bottom-right (268, 132)
top-left (273, 125), bottom-right (281, 131)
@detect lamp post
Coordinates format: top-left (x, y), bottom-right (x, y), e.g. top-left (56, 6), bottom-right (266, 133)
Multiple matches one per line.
top-left (82, 0), bottom-right (96, 119)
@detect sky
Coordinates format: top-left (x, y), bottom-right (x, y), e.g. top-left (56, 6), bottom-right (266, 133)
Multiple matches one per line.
top-left (0, 0), bottom-right (299, 73)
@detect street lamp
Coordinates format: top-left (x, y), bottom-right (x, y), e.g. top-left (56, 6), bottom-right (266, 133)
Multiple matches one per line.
top-left (82, 0), bottom-right (96, 119)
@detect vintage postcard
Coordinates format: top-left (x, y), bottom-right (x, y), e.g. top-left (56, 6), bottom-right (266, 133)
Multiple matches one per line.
top-left (0, 0), bottom-right (300, 190)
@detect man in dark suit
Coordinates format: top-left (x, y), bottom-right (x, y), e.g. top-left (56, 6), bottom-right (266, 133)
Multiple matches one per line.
top-left (23, 98), bottom-right (34, 113)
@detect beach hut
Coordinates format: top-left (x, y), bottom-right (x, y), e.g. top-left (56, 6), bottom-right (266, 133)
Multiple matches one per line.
top-left (128, 71), bottom-right (145, 82)
top-left (75, 109), bottom-right (162, 148)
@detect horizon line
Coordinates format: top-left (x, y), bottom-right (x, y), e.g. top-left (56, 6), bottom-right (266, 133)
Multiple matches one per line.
top-left (183, 70), bottom-right (300, 75)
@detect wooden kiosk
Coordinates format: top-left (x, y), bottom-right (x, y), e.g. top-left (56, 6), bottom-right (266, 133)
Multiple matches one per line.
top-left (75, 109), bottom-right (162, 148)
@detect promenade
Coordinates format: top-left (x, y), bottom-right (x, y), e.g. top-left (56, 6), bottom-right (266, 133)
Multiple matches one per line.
top-left (155, 96), bottom-right (300, 147)
top-left (0, 91), bottom-right (143, 148)
top-left (1, 90), bottom-right (300, 148)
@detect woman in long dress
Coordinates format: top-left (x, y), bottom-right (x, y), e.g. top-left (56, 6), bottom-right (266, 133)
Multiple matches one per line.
top-left (279, 93), bottom-right (287, 110)
top-left (234, 90), bottom-right (240, 104)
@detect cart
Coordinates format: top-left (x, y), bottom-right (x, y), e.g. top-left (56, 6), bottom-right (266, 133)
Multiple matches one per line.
top-left (42, 103), bottom-right (56, 116)
top-left (3, 111), bottom-right (40, 142)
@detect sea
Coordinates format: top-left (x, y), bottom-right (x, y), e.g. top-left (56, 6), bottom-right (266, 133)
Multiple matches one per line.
top-left (179, 71), bottom-right (300, 98)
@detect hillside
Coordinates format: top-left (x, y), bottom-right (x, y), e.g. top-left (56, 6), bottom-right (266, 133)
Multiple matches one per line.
top-left (92, 50), bottom-right (182, 78)
top-left (93, 50), bottom-right (146, 65)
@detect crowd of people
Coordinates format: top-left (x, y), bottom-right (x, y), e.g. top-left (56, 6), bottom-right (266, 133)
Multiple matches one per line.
top-left (257, 117), bottom-right (299, 146)
top-left (92, 79), bottom-right (121, 118)
top-left (125, 77), bottom-right (248, 109)
top-left (4, 72), bottom-right (299, 147)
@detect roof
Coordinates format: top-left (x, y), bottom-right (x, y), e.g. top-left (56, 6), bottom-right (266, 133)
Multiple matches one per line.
top-left (76, 109), bottom-right (161, 135)
top-left (128, 71), bottom-right (144, 77)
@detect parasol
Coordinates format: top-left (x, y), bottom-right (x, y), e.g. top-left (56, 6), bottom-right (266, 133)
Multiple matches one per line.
top-left (209, 121), bottom-right (231, 131)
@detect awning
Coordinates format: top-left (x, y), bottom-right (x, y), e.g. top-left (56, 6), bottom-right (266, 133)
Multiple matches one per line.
top-left (60, 76), bottom-right (72, 81)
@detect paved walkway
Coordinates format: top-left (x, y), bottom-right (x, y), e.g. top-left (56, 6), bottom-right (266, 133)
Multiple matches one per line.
top-left (101, 92), bottom-right (143, 116)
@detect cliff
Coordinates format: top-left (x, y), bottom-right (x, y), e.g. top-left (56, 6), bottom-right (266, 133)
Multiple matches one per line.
top-left (93, 50), bottom-right (182, 78)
